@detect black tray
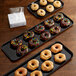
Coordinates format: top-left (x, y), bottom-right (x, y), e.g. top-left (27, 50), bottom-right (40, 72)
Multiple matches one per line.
top-left (4, 41), bottom-right (73, 76)
top-left (1, 12), bottom-right (73, 61)
top-left (27, 0), bottom-right (64, 18)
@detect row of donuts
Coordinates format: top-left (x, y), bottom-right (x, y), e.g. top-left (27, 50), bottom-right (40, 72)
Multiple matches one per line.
top-left (10, 13), bottom-right (71, 56)
top-left (14, 43), bottom-right (66, 76)
top-left (31, 0), bottom-right (62, 16)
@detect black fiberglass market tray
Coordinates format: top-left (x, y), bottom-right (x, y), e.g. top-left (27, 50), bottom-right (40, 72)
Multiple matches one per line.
top-left (27, 0), bottom-right (64, 18)
top-left (4, 41), bottom-right (73, 76)
top-left (1, 12), bottom-right (73, 61)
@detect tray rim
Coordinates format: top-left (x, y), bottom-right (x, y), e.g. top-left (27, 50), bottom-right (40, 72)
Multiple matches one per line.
top-left (1, 12), bottom-right (74, 61)
top-left (3, 41), bottom-right (73, 76)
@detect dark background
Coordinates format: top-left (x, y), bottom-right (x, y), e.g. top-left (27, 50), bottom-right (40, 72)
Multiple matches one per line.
top-left (0, 0), bottom-right (76, 76)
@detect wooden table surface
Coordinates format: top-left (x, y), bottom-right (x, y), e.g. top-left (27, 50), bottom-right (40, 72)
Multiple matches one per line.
top-left (0, 0), bottom-right (76, 76)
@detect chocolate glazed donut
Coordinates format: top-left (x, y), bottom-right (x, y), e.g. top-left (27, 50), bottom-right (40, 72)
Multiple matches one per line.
top-left (44, 19), bottom-right (54, 28)
top-left (40, 31), bottom-right (51, 41)
top-left (50, 26), bottom-right (61, 34)
top-left (61, 18), bottom-right (70, 27)
top-left (35, 25), bottom-right (45, 34)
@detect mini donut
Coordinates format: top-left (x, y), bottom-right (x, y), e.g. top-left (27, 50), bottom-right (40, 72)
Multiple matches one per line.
top-left (29, 38), bottom-right (40, 48)
top-left (30, 70), bottom-right (43, 76)
top-left (40, 31), bottom-right (51, 41)
top-left (40, 49), bottom-right (52, 60)
top-left (40, 0), bottom-right (47, 6)
top-left (51, 43), bottom-right (63, 53)
top-left (46, 4), bottom-right (54, 12)
top-left (23, 31), bottom-right (34, 41)
top-left (15, 67), bottom-right (27, 76)
top-left (44, 19), bottom-right (54, 28)
top-left (53, 13), bottom-right (64, 22)
top-left (53, 1), bottom-right (62, 8)
top-left (54, 53), bottom-right (66, 63)
top-left (35, 24), bottom-right (45, 34)
top-left (37, 9), bottom-right (46, 16)
top-left (47, 0), bottom-right (54, 3)
top-left (41, 60), bottom-right (54, 71)
top-left (61, 18), bottom-right (70, 27)
top-left (27, 59), bottom-right (39, 71)
top-left (16, 45), bottom-right (28, 56)
top-left (11, 38), bottom-right (22, 49)
top-left (31, 3), bottom-right (39, 11)
top-left (50, 26), bottom-right (61, 34)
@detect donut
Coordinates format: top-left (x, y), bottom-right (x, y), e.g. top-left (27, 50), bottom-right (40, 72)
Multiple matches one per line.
top-left (47, 0), bottom-right (54, 3)
top-left (23, 31), bottom-right (34, 41)
top-left (16, 45), bottom-right (28, 56)
top-left (40, 31), bottom-right (51, 41)
top-left (54, 53), bottom-right (66, 63)
top-left (30, 70), bottom-right (43, 76)
top-left (51, 43), bottom-right (63, 53)
top-left (53, 1), bottom-right (62, 8)
top-left (46, 4), bottom-right (54, 12)
top-left (40, 49), bottom-right (52, 60)
top-left (61, 18), bottom-right (70, 27)
top-left (53, 13), bottom-right (64, 22)
top-left (11, 38), bottom-right (22, 49)
top-left (44, 19), bottom-right (54, 28)
top-left (15, 67), bottom-right (27, 76)
top-left (27, 59), bottom-right (39, 70)
top-left (29, 38), bottom-right (39, 48)
top-left (35, 24), bottom-right (45, 34)
top-left (50, 26), bottom-right (61, 34)
top-left (40, 0), bottom-right (47, 6)
top-left (37, 9), bottom-right (46, 16)
top-left (31, 3), bottom-right (39, 11)
top-left (41, 60), bottom-right (54, 71)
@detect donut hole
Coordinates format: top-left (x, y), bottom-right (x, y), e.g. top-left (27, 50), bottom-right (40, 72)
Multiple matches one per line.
top-left (34, 5), bottom-right (36, 7)
top-left (55, 46), bottom-right (59, 49)
top-left (45, 53), bottom-right (47, 55)
top-left (28, 32), bottom-right (31, 36)
top-left (46, 64), bottom-right (49, 67)
top-left (41, 11), bottom-right (43, 13)
top-left (19, 71), bottom-right (23, 74)
top-left (55, 27), bottom-right (58, 30)
top-left (32, 63), bottom-right (35, 66)
top-left (33, 40), bottom-right (36, 43)
top-left (56, 1), bottom-right (59, 4)
top-left (45, 33), bottom-right (48, 37)
top-left (64, 20), bottom-right (67, 22)
top-left (58, 15), bottom-right (61, 17)
top-left (49, 6), bottom-right (52, 8)
top-left (35, 74), bottom-right (38, 76)
top-left (59, 56), bottom-right (62, 58)
top-left (21, 47), bottom-right (24, 51)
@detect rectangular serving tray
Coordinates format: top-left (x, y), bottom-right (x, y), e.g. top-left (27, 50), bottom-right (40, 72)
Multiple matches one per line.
top-left (4, 41), bottom-right (73, 76)
top-left (1, 12), bottom-right (73, 61)
top-left (27, 0), bottom-right (64, 18)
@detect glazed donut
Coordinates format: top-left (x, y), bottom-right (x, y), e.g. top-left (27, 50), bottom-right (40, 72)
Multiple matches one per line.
top-left (40, 0), bottom-right (47, 6)
top-left (40, 31), bottom-right (51, 41)
top-left (11, 38), bottom-right (22, 49)
top-left (54, 53), bottom-right (66, 63)
top-left (53, 1), bottom-right (62, 8)
top-left (53, 13), bottom-right (64, 22)
top-left (29, 38), bottom-right (40, 48)
top-left (47, 0), bottom-right (54, 3)
top-left (35, 24), bottom-right (45, 34)
top-left (30, 70), bottom-right (43, 76)
top-left (46, 4), bottom-right (54, 12)
top-left (44, 19), bottom-right (54, 28)
top-left (31, 3), bottom-right (39, 11)
top-left (37, 9), bottom-right (46, 16)
top-left (40, 49), bottom-right (52, 60)
top-left (61, 18), bottom-right (70, 27)
top-left (16, 45), bottom-right (28, 56)
top-left (15, 67), bottom-right (27, 76)
top-left (50, 26), bottom-right (61, 34)
top-left (23, 31), bottom-right (34, 41)
top-left (41, 60), bottom-right (54, 71)
top-left (51, 43), bottom-right (63, 53)
top-left (27, 59), bottom-right (39, 70)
